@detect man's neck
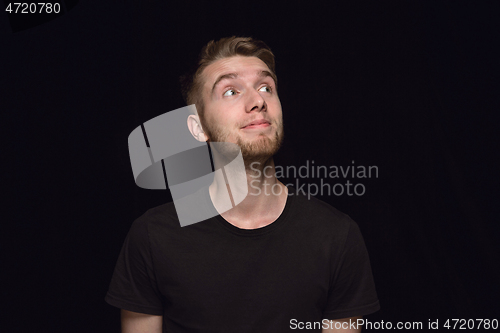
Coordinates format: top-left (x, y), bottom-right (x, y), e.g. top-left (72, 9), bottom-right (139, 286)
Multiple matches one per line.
top-left (209, 156), bottom-right (288, 230)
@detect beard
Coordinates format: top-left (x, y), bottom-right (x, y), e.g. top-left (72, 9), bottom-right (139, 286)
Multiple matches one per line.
top-left (202, 116), bottom-right (284, 164)
top-left (236, 130), bottom-right (282, 161)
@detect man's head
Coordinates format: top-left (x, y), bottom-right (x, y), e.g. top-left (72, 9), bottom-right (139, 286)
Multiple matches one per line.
top-left (182, 37), bottom-right (284, 163)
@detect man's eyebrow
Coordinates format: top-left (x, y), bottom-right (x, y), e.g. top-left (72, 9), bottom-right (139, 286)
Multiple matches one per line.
top-left (258, 70), bottom-right (274, 81)
top-left (211, 73), bottom-right (238, 94)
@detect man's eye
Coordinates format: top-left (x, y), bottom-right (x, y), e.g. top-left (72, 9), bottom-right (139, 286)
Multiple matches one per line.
top-left (259, 86), bottom-right (272, 93)
top-left (223, 89), bottom-right (237, 97)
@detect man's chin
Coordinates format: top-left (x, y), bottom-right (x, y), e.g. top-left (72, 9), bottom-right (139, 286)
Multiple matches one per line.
top-left (205, 125), bottom-right (283, 163)
top-left (238, 136), bottom-right (281, 162)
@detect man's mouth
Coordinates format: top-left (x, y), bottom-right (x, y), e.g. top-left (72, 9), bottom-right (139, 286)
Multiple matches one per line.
top-left (241, 119), bottom-right (271, 129)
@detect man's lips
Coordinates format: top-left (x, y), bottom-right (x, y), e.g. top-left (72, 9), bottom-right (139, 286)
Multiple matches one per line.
top-left (241, 119), bottom-right (271, 129)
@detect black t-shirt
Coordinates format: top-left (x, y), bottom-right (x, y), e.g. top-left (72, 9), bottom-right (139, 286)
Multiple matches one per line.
top-left (105, 185), bottom-right (380, 332)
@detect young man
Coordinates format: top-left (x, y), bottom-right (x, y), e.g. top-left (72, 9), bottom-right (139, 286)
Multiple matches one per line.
top-left (105, 37), bottom-right (380, 332)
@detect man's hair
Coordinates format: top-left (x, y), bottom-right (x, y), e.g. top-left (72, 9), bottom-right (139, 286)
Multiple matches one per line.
top-left (180, 36), bottom-right (277, 125)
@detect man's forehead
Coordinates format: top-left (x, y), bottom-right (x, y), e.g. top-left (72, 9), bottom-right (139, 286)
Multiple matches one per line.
top-left (202, 56), bottom-right (272, 86)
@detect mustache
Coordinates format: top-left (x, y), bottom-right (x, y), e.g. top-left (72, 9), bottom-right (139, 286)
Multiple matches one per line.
top-left (239, 117), bottom-right (281, 128)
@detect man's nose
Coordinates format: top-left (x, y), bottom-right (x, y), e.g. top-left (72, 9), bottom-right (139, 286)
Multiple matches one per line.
top-left (245, 88), bottom-right (266, 113)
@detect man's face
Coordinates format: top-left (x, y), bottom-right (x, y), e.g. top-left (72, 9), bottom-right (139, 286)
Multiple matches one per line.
top-left (199, 56), bottom-right (284, 161)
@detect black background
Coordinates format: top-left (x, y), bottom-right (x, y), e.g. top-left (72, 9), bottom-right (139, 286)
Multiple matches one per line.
top-left (2, 1), bottom-right (499, 332)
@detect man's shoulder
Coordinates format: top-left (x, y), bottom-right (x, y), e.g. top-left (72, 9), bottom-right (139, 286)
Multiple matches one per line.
top-left (132, 196), bottom-right (218, 235)
top-left (142, 200), bottom-right (178, 221)
top-left (290, 186), bottom-right (351, 220)
top-left (129, 201), bottom-right (180, 235)
top-left (287, 186), bottom-right (356, 233)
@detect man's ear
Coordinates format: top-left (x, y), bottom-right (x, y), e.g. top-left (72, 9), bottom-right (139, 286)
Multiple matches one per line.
top-left (187, 114), bottom-right (208, 142)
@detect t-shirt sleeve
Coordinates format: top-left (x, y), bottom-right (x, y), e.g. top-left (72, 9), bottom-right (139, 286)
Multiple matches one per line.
top-left (105, 215), bottom-right (164, 315)
top-left (322, 218), bottom-right (380, 319)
